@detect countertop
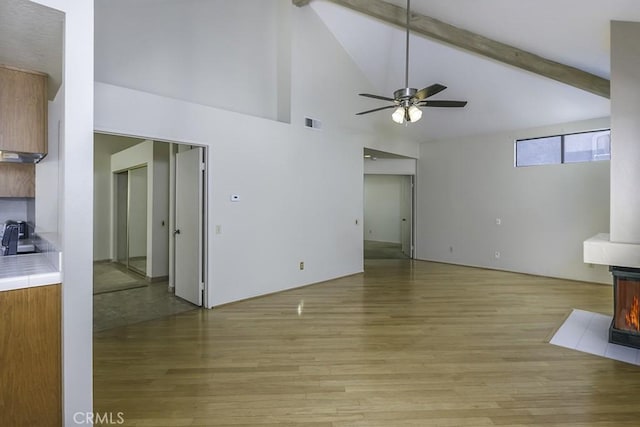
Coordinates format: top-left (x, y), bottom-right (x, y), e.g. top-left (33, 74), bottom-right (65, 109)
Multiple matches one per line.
top-left (0, 252), bottom-right (61, 292)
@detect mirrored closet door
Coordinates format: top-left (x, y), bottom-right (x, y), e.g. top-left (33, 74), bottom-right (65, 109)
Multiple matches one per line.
top-left (114, 165), bottom-right (148, 276)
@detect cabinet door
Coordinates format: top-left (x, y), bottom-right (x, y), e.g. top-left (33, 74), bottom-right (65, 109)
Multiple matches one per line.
top-left (0, 163), bottom-right (35, 197)
top-left (0, 284), bottom-right (61, 427)
top-left (0, 66), bottom-right (47, 154)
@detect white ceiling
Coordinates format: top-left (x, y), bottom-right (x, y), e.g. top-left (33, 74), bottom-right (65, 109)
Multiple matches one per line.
top-left (311, 0), bottom-right (640, 142)
top-left (0, 0), bottom-right (64, 100)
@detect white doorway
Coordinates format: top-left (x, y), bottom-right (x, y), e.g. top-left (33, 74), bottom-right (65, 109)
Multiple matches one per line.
top-left (363, 174), bottom-right (414, 260)
top-left (93, 133), bottom-right (208, 331)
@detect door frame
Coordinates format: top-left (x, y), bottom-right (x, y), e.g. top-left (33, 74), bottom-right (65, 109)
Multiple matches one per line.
top-left (362, 173), bottom-right (415, 260)
top-left (95, 130), bottom-right (209, 305)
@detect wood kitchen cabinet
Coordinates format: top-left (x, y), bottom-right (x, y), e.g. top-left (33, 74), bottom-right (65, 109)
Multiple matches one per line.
top-left (0, 65), bottom-right (48, 155)
top-left (0, 163), bottom-right (35, 197)
top-left (0, 284), bottom-right (61, 427)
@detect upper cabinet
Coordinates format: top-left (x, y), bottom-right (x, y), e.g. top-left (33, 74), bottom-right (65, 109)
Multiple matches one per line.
top-left (0, 163), bottom-right (35, 198)
top-left (0, 65), bottom-right (47, 155)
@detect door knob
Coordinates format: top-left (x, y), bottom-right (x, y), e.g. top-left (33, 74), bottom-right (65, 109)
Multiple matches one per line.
top-left (174, 229), bottom-right (181, 235)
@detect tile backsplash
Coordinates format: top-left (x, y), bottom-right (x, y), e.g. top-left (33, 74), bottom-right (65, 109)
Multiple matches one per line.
top-left (0, 197), bottom-right (32, 224)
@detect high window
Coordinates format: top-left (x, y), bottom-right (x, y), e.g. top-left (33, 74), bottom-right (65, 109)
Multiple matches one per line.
top-left (515, 129), bottom-right (610, 167)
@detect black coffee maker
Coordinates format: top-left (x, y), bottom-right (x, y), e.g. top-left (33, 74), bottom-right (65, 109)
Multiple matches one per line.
top-left (7, 220), bottom-right (28, 239)
top-left (1, 220), bottom-right (28, 256)
top-left (1, 224), bottom-right (19, 255)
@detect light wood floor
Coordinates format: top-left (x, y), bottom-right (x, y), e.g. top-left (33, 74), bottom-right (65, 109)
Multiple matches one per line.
top-left (94, 260), bottom-right (640, 426)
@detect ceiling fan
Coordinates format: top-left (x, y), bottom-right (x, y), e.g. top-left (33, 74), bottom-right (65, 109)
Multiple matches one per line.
top-left (356, 0), bottom-right (468, 124)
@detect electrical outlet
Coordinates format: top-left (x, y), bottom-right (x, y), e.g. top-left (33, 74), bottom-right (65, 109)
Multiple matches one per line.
top-left (495, 218), bottom-right (502, 225)
top-left (299, 261), bottom-right (304, 270)
top-left (495, 251), bottom-right (501, 259)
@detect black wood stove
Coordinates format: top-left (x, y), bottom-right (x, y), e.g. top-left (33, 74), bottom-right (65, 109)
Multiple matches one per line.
top-left (610, 266), bottom-right (640, 349)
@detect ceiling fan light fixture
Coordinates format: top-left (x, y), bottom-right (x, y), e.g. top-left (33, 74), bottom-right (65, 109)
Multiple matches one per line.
top-left (354, 0), bottom-right (467, 122)
top-left (408, 105), bottom-right (422, 122)
top-left (392, 106), bottom-right (405, 124)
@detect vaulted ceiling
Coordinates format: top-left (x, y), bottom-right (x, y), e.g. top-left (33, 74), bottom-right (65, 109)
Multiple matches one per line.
top-left (305, 0), bottom-right (640, 142)
top-left (4, 0), bottom-right (639, 144)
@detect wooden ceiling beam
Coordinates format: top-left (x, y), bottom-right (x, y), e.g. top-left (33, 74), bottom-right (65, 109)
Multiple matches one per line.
top-left (293, 0), bottom-right (610, 98)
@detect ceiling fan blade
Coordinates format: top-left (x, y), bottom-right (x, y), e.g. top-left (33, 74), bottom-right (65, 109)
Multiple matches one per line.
top-left (356, 105), bottom-right (397, 115)
top-left (414, 84), bottom-right (447, 100)
top-left (420, 100), bottom-right (468, 108)
top-left (359, 93), bottom-right (396, 102)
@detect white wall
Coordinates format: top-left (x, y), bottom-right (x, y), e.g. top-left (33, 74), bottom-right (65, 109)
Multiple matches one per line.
top-left (364, 175), bottom-right (405, 243)
top-left (96, 83), bottom-right (370, 306)
top-left (94, 0), bottom-right (281, 122)
top-left (611, 21), bottom-right (640, 244)
top-left (33, 0), bottom-right (95, 422)
top-left (35, 90), bottom-right (63, 235)
top-left (364, 158), bottom-right (417, 175)
top-left (93, 0), bottom-right (420, 159)
top-left (417, 117), bottom-right (612, 284)
top-left (93, 133), bottom-right (142, 261)
top-left (151, 142), bottom-right (170, 277)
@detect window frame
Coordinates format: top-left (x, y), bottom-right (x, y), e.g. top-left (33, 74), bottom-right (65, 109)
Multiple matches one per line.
top-left (514, 128), bottom-right (611, 167)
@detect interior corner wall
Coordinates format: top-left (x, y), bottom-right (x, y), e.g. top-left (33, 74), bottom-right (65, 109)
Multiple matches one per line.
top-left (289, 3), bottom-right (420, 157)
top-left (416, 117), bottom-right (612, 284)
top-left (151, 142), bottom-right (170, 277)
top-left (276, 0), bottom-right (292, 123)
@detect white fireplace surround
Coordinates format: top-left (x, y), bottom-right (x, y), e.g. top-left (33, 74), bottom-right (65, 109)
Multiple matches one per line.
top-left (583, 21), bottom-right (640, 270)
top-left (584, 234), bottom-right (640, 268)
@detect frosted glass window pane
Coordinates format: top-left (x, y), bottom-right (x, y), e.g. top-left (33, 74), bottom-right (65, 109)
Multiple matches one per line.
top-left (565, 130), bottom-right (611, 163)
top-left (516, 136), bottom-right (561, 166)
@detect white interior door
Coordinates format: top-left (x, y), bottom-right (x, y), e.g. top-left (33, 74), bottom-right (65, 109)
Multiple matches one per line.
top-left (175, 147), bottom-right (203, 306)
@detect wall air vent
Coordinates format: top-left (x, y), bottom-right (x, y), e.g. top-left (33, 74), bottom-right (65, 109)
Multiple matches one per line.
top-left (304, 117), bottom-right (322, 130)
